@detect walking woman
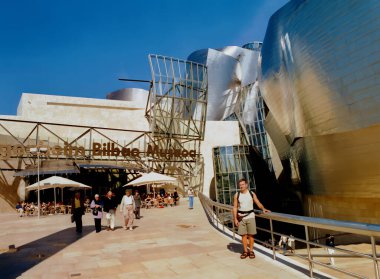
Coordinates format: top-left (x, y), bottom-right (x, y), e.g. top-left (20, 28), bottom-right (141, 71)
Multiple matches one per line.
top-left (90, 194), bottom-right (103, 233)
top-left (120, 190), bottom-right (135, 231)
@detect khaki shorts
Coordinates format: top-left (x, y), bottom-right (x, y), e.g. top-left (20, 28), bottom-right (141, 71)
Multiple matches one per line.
top-left (238, 217), bottom-right (257, 236)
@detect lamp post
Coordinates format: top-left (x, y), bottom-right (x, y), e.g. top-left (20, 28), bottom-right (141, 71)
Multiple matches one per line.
top-left (30, 147), bottom-right (48, 219)
top-left (143, 156), bottom-right (152, 194)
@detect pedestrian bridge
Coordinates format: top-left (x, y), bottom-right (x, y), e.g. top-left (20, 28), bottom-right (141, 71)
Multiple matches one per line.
top-left (1, 196), bottom-right (378, 278)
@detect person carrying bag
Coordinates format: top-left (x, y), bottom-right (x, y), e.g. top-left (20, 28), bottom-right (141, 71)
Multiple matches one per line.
top-left (90, 194), bottom-right (103, 233)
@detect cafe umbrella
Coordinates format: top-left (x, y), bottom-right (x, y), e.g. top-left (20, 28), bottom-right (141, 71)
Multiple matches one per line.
top-left (25, 176), bottom-right (91, 211)
top-left (123, 171), bottom-right (177, 197)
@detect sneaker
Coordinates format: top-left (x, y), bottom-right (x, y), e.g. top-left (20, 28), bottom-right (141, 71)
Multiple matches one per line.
top-left (123, 226), bottom-right (127, 230)
top-left (129, 227), bottom-right (133, 231)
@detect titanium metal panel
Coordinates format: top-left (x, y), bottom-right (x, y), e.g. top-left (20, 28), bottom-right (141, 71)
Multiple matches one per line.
top-left (260, 0), bottom-right (380, 140)
top-left (188, 49), bottom-right (238, 120)
top-left (259, 0), bottom-right (380, 223)
top-left (106, 88), bottom-right (149, 103)
top-left (218, 46), bottom-right (260, 87)
top-left (188, 46), bottom-right (261, 121)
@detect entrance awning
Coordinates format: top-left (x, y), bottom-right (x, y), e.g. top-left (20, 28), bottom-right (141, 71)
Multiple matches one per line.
top-left (76, 162), bottom-right (145, 171)
top-left (14, 166), bottom-right (80, 177)
top-left (76, 163), bottom-right (127, 170)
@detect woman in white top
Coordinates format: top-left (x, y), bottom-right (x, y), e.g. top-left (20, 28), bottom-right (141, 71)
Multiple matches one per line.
top-left (120, 189), bottom-right (135, 230)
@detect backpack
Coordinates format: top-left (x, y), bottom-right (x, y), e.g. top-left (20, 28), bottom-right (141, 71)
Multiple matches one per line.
top-left (237, 190), bottom-right (254, 202)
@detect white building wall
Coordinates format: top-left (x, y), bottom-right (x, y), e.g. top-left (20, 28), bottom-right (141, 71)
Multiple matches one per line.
top-left (201, 121), bottom-right (241, 198)
top-left (1, 93), bottom-right (150, 143)
top-left (0, 92), bottom-right (151, 212)
top-left (18, 93), bottom-right (148, 129)
top-left (0, 93), bottom-right (240, 207)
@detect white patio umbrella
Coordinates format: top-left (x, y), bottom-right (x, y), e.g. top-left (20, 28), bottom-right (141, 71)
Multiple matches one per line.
top-left (123, 172), bottom-right (177, 198)
top-left (124, 172), bottom-right (177, 186)
top-left (25, 176), bottom-right (91, 207)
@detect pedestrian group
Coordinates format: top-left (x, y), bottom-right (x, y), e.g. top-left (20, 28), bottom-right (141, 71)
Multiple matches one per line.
top-left (71, 189), bottom-right (178, 234)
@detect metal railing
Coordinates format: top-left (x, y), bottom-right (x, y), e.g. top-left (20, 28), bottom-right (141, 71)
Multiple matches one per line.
top-left (198, 192), bottom-right (380, 279)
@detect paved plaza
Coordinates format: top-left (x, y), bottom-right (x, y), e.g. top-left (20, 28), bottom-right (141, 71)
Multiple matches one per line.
top-left (1, 198), bottom-right (312, 279)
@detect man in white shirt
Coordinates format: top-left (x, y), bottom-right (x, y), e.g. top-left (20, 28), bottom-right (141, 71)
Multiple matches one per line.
top-left (120, 190), bottom-right (135, 230)
top-left (279, 235), bottom-right (288, 255)
top-left (233, 178), bottom-right (270, 259)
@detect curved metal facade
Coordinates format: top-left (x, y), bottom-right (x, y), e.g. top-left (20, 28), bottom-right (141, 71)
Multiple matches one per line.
top-left (259, 0), bottom-right (380, 224)
top-left (106, 88), bottom-right (149, 104)
top-left (188, 44), bottom-right (274, 166)
top-left (188, 46), bottom-right (260, 121)
top-left (189, 44), bottom-right (275, 201)
top-left (234, 83), bottom-right (273, 171)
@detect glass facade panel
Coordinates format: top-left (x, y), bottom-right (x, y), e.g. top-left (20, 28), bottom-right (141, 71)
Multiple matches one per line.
top-left (231, 84), bottom-right (273, 171)
top-left (212, 144), bottom-right (256, 204)
top-left (227, 154), bottom-right (235, 172)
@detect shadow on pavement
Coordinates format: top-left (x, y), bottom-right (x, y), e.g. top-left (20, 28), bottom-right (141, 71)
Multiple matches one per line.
top-left (227, 242), bottom-right (242, 254)
top-left (0, 225), bottom-right (93, 279)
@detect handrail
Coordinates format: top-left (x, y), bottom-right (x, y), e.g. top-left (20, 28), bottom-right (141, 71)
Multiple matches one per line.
top-left (198, 192), bottom-right (380, 279)
top-left (259, 212), bottom-right (380, 237)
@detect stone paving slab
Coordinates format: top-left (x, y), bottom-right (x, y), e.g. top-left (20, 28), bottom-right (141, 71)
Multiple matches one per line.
top-left (1, 198), bottom-right (309, 279)
top-left (290, 244), bottom-right (380, 279)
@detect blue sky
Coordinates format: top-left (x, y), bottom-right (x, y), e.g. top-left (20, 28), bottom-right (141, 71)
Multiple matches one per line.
top-left (0, 0), bottom-right (288, 115)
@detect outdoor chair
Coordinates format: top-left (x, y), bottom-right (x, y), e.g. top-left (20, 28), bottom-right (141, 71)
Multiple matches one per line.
top-left (41, 207), bottom-right (49, 216)
top-left (147, 200), bottom-right (154, 209)
top-left (154, 199), bottom-right (162, 207)
top-left (49, 206), bottom-right (56, 215)
top-left (25, 208), bottom-right (31, 216)
top-left (60, 205), bottom-right (66, 214)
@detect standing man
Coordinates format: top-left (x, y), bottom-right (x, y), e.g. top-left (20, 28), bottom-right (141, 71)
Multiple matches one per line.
top-left (187, 187), bottom-right (194, 209)
top-left (120, 190), bottom-right (135, 230)
top-left (326, 234), bottom-right (335, 265)
top-left (103, 191), bottom-right (118, 231)
top-left (173, 188), bottom-right (179, 206)
top-left (233, 178), bottom-right (270, 259)
top-left (71, 191), bottom-right (85, 234)
top-left (133, 190), bottom-right (142, 219)
top-left (279, 235), bottom-right (288, 255)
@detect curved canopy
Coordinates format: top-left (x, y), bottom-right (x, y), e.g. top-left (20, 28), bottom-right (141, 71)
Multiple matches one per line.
top-left (124, 172), bottom-right (177, 187)
top-left (25, 176), bottom-right (91, 191)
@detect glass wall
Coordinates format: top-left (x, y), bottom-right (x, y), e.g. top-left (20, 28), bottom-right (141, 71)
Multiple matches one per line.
top-left (242, 41), bottom-right (262, 51)
top-left (223, 83), bottom-right (273, 172)
top-left (235, 84), bottom-right (273, 171)
top-left (212, 145), bottom-right (256, 205)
